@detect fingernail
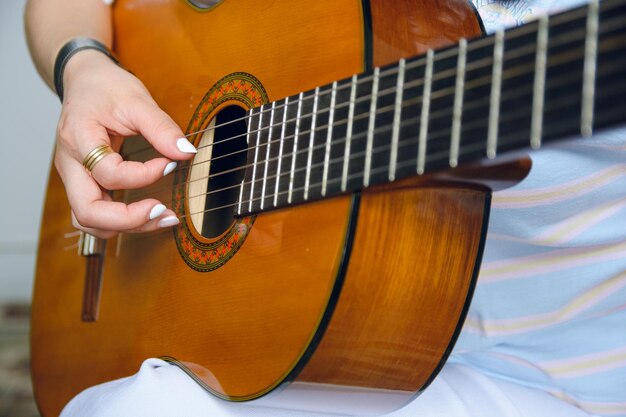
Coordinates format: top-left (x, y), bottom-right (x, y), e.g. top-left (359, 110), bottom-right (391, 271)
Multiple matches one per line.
top-left (176, 138), bottom-right (197, 154)
top-left (149, 203), bottom-right (167, 220)
top-left (163, 161), bottom-right (177, 176)
top-left (158, 215), bottom-right (180, 228)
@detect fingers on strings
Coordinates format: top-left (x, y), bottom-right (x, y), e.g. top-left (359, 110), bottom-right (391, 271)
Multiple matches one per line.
top-left (61, 152), bottom-right (179, 236)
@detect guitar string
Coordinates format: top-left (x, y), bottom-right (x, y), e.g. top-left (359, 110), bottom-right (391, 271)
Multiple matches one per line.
top-left (58, 3), bottom-right (613, 244)
top-left (112, 10), bottom-right (625, 242)
top-left (122, 3), bottom-right (595, 159)
top-left (128, 56), bottom-right (624, 220)
top-left (98, 91), bottom-right (626, 247)
top-left (131, 35), bottom-right (624, 206)
top-left (108, 5), bottom-right (625, 241)
top-left (125, 15), bottom-right (622, 189)
top-left (181, 84), bottom-right (626, 219)
top-left (125, 32), bottom-right (624, 203)
top-left (136, 52), bottom-right (616, 205)
top-left (120, 2), bottom-right (608, 164)
top-left (183, 31), bottom-right (622, 198)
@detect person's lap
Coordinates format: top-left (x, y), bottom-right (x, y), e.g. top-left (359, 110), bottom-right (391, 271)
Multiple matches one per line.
top-left (60, 358), bottom-right (590, 417)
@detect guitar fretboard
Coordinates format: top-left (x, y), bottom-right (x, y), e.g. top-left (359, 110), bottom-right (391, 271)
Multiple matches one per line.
top-left (237, 0), bottom-right (626, 216)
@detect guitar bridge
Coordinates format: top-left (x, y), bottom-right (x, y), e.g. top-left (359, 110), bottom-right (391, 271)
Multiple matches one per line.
top-left (79, 232), bottom-right (106, 322)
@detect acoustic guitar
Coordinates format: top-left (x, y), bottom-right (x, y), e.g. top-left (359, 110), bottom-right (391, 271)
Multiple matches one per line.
top-left (32, 0), bottom-right (626, 416)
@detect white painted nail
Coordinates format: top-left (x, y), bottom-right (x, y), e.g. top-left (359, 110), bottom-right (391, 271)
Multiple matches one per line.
top-left (163, 161), bottom-right (177, 176)
top-left (149, 203), bottom-right (167, 220)
top-left (176, 138), bottom-right (197, 154)
top-left (158, 215), bottom-right (180, 228)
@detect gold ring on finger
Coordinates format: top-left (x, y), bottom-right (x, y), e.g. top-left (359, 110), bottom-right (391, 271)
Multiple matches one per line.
top-left (82, 144), bottom-right (115, 174)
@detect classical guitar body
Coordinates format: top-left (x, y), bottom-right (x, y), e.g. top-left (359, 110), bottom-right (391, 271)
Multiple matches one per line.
top-left (32, 1), bottom-right (488, 416)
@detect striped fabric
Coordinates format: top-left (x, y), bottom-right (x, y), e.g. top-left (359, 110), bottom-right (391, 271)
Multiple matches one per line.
top-left (450, 5), bottom-right (626, 415)
top-left (450, 81), bottom-right (626, 417)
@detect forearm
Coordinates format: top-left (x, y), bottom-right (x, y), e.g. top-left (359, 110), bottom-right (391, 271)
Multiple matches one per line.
top-left (24, 0), bottom-right (112, 89)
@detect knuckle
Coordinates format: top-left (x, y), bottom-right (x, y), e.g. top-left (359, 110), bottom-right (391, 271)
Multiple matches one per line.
top-left (95, 170), bottom-right (118, 190)
top-left (114, 91), bottom-right (149, 118)
top-left (153, 113), bottom-right (172, 132)
top-left (73, 207), bottom-right (93, 228)
top-left (93, 158), bottom-right (125, 190)
top-left (56, 113), bottom-right (93, 157)
top-left (146, 163), bottom-right (162, 180)
top-left (145, 108), bottom-right (177, 136)
top-left (122, 218), bottom-right (137, 231)
top-left (56, 114), bottom-right (78, 144)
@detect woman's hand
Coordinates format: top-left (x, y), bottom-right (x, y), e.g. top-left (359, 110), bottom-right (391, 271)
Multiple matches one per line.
top-left (55, 50), bottom-right (197, 239)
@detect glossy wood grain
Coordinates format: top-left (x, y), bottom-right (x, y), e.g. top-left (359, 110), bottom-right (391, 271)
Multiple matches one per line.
top-left (33, 166), bottom-right (355, 415)
top-left (32, 1), bottom-right (487, 415)
top-left (369, 0), bottom-right (484, 67)
top-left (297, 184), bottom-right (488, 391)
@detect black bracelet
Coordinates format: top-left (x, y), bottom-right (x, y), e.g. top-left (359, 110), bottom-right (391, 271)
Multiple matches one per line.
top-left (53, 37), bottom-right (119, 102)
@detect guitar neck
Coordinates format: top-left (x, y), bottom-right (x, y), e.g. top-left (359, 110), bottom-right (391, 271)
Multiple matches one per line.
top-left (238, 0), bottom-right (626, 216)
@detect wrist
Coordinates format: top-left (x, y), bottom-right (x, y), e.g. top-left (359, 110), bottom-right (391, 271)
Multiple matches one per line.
top-left (63, 48), bottom-right (115, 80)
top-left (54, 37), bottom-right (119, 102)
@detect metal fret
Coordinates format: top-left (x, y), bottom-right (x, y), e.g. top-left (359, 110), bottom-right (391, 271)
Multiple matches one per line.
top-left (237, 176), bottom-right (245, 215)
top-left (248, 105), bottom-right (263, 212)
top-left (273, 97), bottom-right (289, 207)
top-left (364, 67), bottom-right (380, 187)
top-left (450, 38), bottom-right (467, 168)
top-left (238, 109), bottom-right (254, 215)
top-left (531, 15), bottom-right (549, 150)
top-left (388, 58), bottom-right (405, 182)
top-left (581, 0), bottom-right (599, 137)
top-left (487, 29), bottom-right (504, 159)
top-left (341, 75), bottom-right (358, 192)
top-left (260, 102), bottom-right (275, 210)
top-left (288, 93), bottom-right (304, 204)
top-left (322, 81), bottom-right (337, 196)
top-left (304, 88), bottom-right (320, 200)
top-left (417, 49), bottom-right (434, 175)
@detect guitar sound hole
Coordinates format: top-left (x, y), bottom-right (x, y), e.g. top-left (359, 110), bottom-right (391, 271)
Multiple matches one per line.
top-left (188, 105), bottom-right (248, 239)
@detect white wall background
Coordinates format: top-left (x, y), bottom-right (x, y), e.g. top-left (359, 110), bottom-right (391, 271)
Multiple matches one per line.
top-left (0, 0), bottom-right (61, 302)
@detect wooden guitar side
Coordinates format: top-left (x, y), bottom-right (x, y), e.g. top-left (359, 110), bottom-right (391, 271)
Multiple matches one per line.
top-left (31, 1), bottom-right (486, 415)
